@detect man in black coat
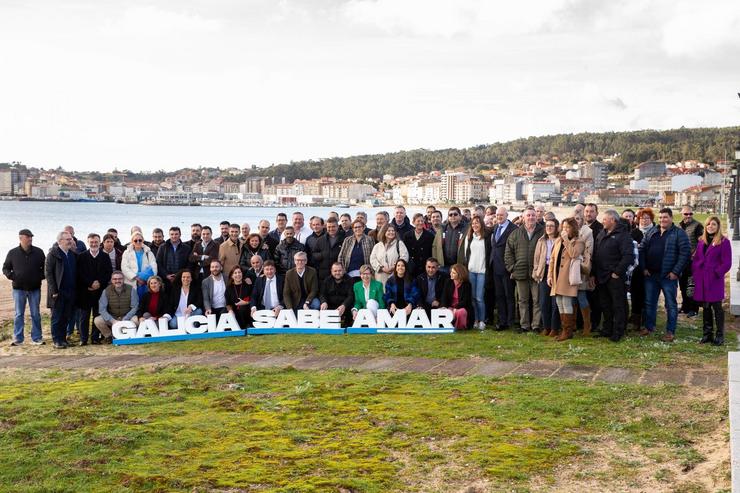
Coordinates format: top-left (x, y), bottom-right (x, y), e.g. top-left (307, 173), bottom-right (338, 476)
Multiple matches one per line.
top-left (415, 258), bottom-right (448, 315)
top-left (585, 203), bottom-right (604, 331)
top-left (46, 230), bottom-right (78, 349)
top-left (3, 229), bottom-right (45, 345)
top-left (390, 206), bottom-right (414, 238)
top-left (189, 226), bottom-right (220, 282)
top-left (156, 226), bottom-right (192, 288)
top-left (319, 262), bottom-right (354, 326)
top-left (403, 213), bottom-right (435, 279)
top-left (76, 233), bottom-right (113, 345)
top-left (592, 209), bottom-right (635, 343)
top-left (311, 217), bottom-right (346, 282)
top-left (304, 216), bottom-right (326, 270)
top-left (489, 207), bottom-right (517, 330)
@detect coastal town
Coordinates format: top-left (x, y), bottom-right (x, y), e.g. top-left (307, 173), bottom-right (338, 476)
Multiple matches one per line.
top-left (0, 155), bottom-right (734, 211)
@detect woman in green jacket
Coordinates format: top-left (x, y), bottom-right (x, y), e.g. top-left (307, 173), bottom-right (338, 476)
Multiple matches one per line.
top-left (352, 264), bottom-right (386, 320)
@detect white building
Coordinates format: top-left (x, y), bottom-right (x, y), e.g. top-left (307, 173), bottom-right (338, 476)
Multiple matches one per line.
top-left (526, 181), bottom-right (557, 203)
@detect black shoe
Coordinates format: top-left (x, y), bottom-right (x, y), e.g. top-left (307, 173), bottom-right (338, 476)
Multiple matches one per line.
top-left (91, 339), bottom-right (102, 345)
top-left (593, 331), bottom-right (611, 338)
top-left (699, 335), bottom-right (713, 344)
top-left (103, 336), bottom-right (113, 344)
top-left (9, 340), bottom-right (22, 347)
top-left (712, 337), bottom-right (724, 346)
top-left (53, 343), bottom-right (67, 349)
top-left (495, 325), bottom-right (508, 331)
top-left (80, 341), bottom-right (88, 346)
top-left (686, 311), bottom-right (698, 318)
top-left (609, 334), bottom-right (623, 343)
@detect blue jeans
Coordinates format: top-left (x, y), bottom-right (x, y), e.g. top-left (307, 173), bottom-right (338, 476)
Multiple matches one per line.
top-left (644, 275), bottom-right (678, 334)
top-left (12, 289), bottom-right (42, 343)
top-left (576, 290), bottom-right (589, 309)
top-left (169, 308), bottom-right (204, 328)
top-left (469, 272), bottom-right (486, 322)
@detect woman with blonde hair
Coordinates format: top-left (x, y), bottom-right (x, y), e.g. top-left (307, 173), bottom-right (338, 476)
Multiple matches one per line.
top-left (121, 231), bottom-right (157, 297)
top-left (370, 223), bottom-right (409, 287)
top-left (692, 216), bottom-right (732, 345)
top-left (549, 217), bottom-right (585, 341)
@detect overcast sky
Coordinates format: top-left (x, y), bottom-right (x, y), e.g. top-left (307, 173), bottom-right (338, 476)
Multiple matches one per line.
top-left (1, 0), bottom-right (739, 172)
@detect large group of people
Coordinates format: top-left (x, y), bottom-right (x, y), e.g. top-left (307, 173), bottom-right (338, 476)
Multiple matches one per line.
top-left (2, 204), bottom-right (732, 349)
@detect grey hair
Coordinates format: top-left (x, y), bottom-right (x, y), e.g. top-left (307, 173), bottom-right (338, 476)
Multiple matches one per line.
top-left (56, 231), bottom-right (70, 242)
top-left (604, 209), bottom-right (620, 222)
top-left (293, 251), bottom-right (308, 260)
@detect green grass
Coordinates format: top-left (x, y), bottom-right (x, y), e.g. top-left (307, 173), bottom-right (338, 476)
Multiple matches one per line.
top-left (137, 317), bottom-right (733, 370)
top-left (0, 366), bottom-right (725, 492)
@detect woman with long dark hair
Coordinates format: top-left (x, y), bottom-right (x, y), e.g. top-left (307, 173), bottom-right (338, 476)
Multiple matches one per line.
top-left (384, 259), bottom-right (420, 316)
top-left (167, 269), bottom-right (203, 328)
top-left (225, 265), bottom-right (253, 329)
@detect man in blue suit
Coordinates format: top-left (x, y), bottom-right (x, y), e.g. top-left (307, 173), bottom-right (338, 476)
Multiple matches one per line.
top-left (250, 260), bottom-right (284, 316)
top-left (489, 207), bottom-right (518, 330)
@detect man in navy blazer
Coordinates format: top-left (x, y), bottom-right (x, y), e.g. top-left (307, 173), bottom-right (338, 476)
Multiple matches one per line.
top-left (250, 260), bottom-right (284, 315)
top-left (489, 207), bottom-right (518, 330)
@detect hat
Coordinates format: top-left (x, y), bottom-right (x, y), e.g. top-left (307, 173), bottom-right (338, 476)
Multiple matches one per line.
top-left (18, 229), bottom-right (33, 237)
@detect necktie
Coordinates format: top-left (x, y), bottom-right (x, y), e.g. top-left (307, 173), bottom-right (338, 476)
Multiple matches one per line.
top-left (495, 226), bottom-right (502, 242)
top-left (264, 278), bottom-right (272, 309)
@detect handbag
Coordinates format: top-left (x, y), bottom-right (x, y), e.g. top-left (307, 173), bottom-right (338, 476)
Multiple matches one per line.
top-left (569, 256), bottom-right (583, 286)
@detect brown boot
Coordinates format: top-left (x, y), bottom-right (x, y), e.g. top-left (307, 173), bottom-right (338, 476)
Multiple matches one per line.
top-left (557, 314), bottom-right (575, 341)
top-left (541, 328), bottom-right (551, 336)
top-left (580, 307), bottom-right (592, 336)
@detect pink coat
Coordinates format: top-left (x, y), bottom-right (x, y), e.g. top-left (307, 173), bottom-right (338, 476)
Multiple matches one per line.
top-left (691, 237), bottom-right (731, 303)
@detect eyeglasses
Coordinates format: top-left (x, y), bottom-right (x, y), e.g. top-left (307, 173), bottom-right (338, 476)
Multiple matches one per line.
top-left (133, 239), bottom-right (143, 243)
top-left (448, 212), bottom-right (459, 217)
top-left (683, 213), bottom-right (693, 216)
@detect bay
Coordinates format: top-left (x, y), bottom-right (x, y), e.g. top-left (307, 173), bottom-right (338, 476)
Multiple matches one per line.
top-left (0, 201), bottom-right (432, 257)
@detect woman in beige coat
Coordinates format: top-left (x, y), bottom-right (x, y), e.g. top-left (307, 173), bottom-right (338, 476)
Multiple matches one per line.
top-left (369, 224), bottom-right (409, 288)
top-left (532, 218), bottom-right (561, 337)
top-left (548, 217), bottom-right (585, 341)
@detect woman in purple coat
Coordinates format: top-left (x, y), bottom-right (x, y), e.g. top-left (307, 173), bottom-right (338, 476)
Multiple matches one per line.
top-left (692, 216), bottom-right (732, 345)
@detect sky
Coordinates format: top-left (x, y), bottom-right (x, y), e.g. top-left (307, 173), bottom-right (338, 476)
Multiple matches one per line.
top-left (1, 0), bottom-right (739, 172)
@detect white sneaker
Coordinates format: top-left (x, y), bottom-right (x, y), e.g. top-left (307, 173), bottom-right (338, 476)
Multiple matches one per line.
top-left (478, 321), bottom-right (486, 331)
top-left (31, 340), bottom-right (46, 345)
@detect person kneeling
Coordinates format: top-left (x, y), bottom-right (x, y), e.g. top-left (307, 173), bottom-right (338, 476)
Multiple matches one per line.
top-left (384, 259), bottom-right (420, 317)
top-left (167, 269), bottom-right (203, 328)
top-left (93, 270), bottom-right (138, 343)
top-left (440, 263), bottom-right (473, 330)
top-left (319, 262), bottom-right (354, 327)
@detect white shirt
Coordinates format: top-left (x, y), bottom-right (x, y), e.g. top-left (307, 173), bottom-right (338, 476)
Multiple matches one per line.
top-left (211, 275), bottom-right (226, 309)
top-left (467, 235), bottom-right (487, 274)
top-left (175, 288), bottom-right (189, 317)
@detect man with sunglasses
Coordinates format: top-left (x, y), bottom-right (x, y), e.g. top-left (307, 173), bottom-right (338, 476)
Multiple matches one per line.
top-left (441, 207), bottom-right (466, 273)
top-left (679, 205), bottom-right (703, 318)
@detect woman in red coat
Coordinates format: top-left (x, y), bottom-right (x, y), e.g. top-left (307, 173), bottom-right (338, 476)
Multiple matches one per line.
top-left (691, 216), bottom-right (732, 345)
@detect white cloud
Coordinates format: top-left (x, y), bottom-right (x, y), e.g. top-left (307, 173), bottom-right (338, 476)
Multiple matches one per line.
top-left (99, 5), bottom-right (222, 37)
top-left (660, 0), bottom-right (740, 58)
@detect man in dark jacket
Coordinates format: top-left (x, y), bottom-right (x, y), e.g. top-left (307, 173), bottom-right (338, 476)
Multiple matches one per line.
top-left (415, 257), bottom-right (448, 315)
top-left (183, 223), bottom-right (202, 250)
top-left (250, 260), bottom-right (284, 314)
top-left (304, 216), bottom-right (325, 270)
top-left (76, 233), bottom-right (113, 345)
top-left (391, 206), bottom-right (414, 238)
top-left (490, 207), bottom-right (517, 330)
top-left (319, 262), bottom-right (354, 326)
top-left (504, 208), bottom-right (544, 332)
top-left (156, 226), bottom-right (192, 288)
top-left (592, 209), bottom-right (635, 342)
top-left (311, 217), bottom-right (346, 282)
top-left (441, 207), bottom-right (466, 271)
top-left (679, 206), bottom-right (703, 317)
top-left (46, 230), bottom-right (78, 349)
top-left (403, 213), bottom-right (435, 279)
top-left (189, 225), bottom-right (219, 282)
top-left (257, 219), bottom-right (279, 257)
top-left (274, 227), bottom-right (305, 274)
top-left (3, 229), bottom-right (45, 345)
top-left (639, 207), bottom-right (691, 342)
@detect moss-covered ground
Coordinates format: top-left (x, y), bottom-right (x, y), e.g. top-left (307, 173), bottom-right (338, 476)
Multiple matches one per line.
top-left (0, 365), bottom-right (728, 492)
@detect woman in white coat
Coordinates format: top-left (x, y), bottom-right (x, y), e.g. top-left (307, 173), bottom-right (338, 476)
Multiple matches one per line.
top-left (121, 231), bottom-right (158, 292)
top-left (370, 224), bottom-right (409, 288)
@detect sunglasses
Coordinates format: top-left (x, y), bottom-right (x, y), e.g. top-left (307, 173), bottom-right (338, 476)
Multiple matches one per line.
top-left (683, 213), bottom-right (693, 216)
top-left (448, 212), bottom-right (459, 216)
top-left (133, 239), bottom-right (143, 243)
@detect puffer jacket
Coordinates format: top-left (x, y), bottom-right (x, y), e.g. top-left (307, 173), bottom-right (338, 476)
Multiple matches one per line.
top-left (638, 224), bottom-right (691, 278)
top-left (121, 244), bottom-right (157, 288)
top-left (504, 224), bottom-right (544, 281)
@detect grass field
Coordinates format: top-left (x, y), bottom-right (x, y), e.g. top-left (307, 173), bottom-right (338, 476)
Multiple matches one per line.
top-left (0, 365), bottom-right (729, 492)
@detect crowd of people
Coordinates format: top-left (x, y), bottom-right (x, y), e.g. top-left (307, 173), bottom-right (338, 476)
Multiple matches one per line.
top-left (2, 203), bottom-right (732, 349)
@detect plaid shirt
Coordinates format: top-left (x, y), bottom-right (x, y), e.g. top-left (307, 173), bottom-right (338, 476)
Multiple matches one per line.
top-left (338, 235), bottom-right (375, 272)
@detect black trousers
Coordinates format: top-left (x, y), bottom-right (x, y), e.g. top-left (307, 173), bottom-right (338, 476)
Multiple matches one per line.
top-left (702, 302), bottom-right (724, 336)
top-left (679, 269), bottom-right (699, 313)
top-left (598, 277), bottom-right (627, 338)
top-left (630, 268), bottom-right (645, 316)
top-left (493, 273), bottom-right (516, 328)
top-left (587, 289), bottom-right (602, 331)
